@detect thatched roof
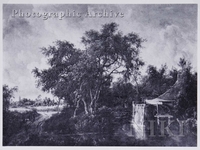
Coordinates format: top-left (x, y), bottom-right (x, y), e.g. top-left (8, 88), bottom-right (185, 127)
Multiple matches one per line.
top-left (158, 70), bottom-right (188, 100)
top-left (146, 70), bottom-right (188, 105)
top-left (145, 98), bottom-right (174, 105)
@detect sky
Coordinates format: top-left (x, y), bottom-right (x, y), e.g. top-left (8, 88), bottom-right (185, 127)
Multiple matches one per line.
top-left (3, 4), bottom-right (197, 100)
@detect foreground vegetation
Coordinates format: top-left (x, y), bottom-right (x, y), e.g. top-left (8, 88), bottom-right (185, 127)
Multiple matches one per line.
top-left (3, 23), bottom-right (197, 146)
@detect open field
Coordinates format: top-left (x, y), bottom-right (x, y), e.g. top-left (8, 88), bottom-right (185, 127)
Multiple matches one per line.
top-left (10, 105), bottom-right (65, 113)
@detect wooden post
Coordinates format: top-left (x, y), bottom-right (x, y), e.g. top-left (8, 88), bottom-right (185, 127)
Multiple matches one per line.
top-left (156, 104), bottom-right (158, 115)
top-left (157, 116), bottom-right (160, 125)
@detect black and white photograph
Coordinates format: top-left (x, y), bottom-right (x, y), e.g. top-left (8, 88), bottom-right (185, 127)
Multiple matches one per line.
top-left (1, 1), bottom-right (198, 147)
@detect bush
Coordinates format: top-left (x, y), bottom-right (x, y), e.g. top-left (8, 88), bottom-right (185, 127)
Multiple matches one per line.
top-left (3, 109), bottom-right (40, 146)
top-left (43, 106), bottom-right (116, 135)
top-left (75, 106), bottom-right (116, 134)
top-left (3, 111), bottom-right (22, 145)
top-left (42, 106), bottom-right (119, 145)
top-left (43, 107), bottom-right (75, 134)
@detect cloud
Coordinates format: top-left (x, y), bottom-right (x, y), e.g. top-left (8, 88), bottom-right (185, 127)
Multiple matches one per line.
top-left (3, 18), bottom-right (32, 38)
top-left (141, 22), bottom-right (197, 71)
top-left (6, 57), bottom-right (52, 100)
top-left (3, 4), bottom-right (34, 38)
top-left (3, 4), bottom-right (197, 100)
top-left (27, 57), bottom-right (49, 71)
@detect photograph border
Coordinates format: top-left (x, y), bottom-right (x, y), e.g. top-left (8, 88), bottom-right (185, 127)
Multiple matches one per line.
top-left (0, 0), bottom-right (199, 149)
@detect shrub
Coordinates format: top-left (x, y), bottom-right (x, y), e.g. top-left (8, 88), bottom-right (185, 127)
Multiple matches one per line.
top-left (3, 109), bottom-right (40, 145)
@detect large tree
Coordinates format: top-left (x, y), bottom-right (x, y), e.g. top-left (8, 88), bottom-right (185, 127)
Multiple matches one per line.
top-left (33, 22), bottom-right (145, 116)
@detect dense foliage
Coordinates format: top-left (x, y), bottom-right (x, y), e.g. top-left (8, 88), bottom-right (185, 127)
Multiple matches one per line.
top-left (3, 23), bottom-right (197, 146)
top-left (3, 109), bottom-right (39, 145)
top-left (33, 22), bottom-right (145, 116)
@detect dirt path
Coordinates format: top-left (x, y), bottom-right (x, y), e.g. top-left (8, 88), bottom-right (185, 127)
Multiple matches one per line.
top-left (33, 111), bottom-right (57, 134)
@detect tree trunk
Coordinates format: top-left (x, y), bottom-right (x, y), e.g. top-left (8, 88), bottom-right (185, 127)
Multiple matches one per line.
top-left (89, 88), bottom-right (101, 114)
top-left (73, 99), bottom-right (80, 117)
top-left (82, 98), bottom-right (89, 115)
top-left (89, 89), bottom-right (95, 114)
top-left (93, 89), bottom-right (101, 112)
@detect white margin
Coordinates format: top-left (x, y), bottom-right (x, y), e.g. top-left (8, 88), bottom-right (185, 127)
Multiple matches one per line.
top-left (0, 0), bottom-right (199, 150)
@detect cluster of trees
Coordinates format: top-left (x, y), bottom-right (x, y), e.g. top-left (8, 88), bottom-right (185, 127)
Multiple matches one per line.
top-left (31, 23), bottom-right (197, 146)
top-left (12, 96), bottom-right (59, 107)
top-left (33, 22), bottom-right (145, 117)
top-left (33, 22), bottom-right (197, 120)
top-left (3, 22), bottom-right (197, 146)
